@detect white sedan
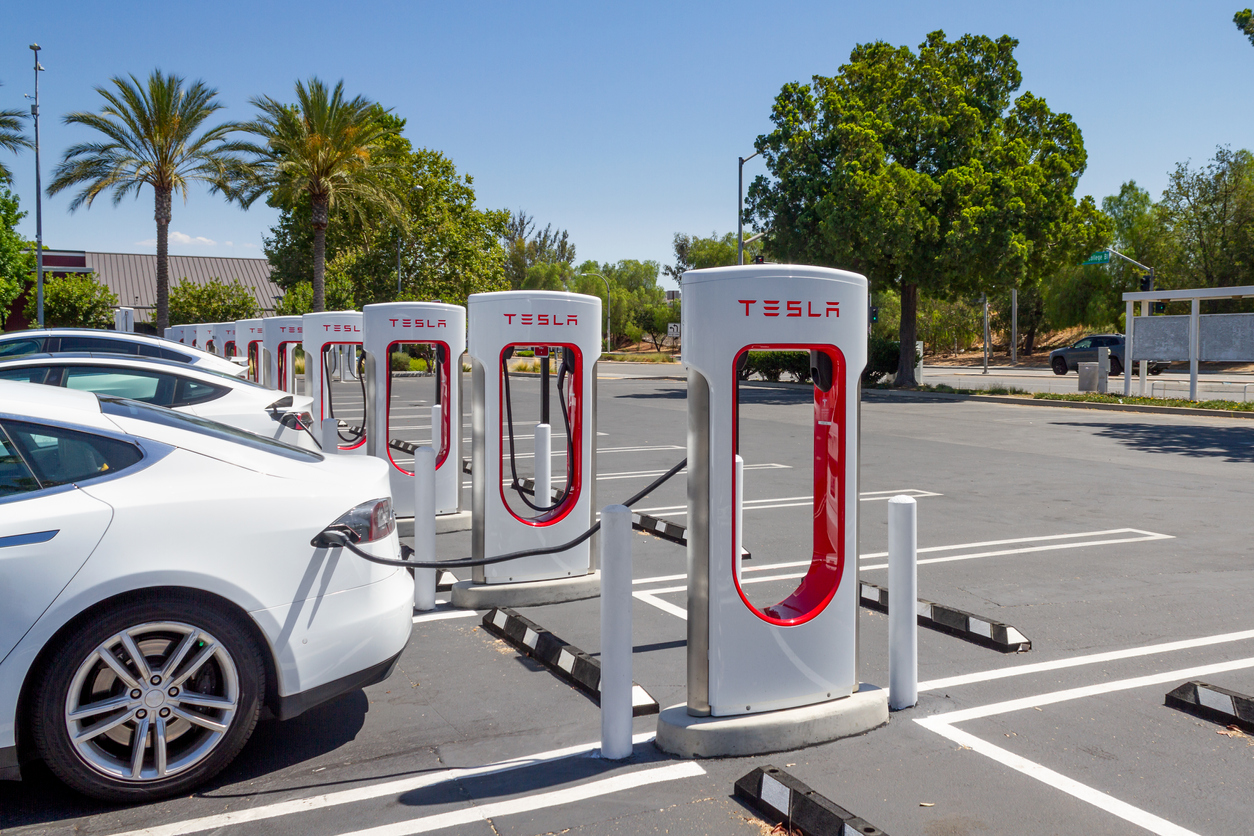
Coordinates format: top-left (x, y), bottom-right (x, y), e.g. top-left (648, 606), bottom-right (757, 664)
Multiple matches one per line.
top-left (0, 353), bottom-right (320, 451)
top-left (0, 381), bottom-right (413, 801)
top-left (0, 328), bottom-right (246, 377)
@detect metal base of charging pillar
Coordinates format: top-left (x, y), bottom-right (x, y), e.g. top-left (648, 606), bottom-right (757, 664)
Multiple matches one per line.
top-left (450, 572), bottom-right (600, 609)
top-left (396, 511), bottom-right (473, 538)
top-left (654, 684), bottom-right (888, 759)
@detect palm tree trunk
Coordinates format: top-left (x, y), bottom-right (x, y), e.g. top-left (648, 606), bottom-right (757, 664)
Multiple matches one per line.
top-left (896, 280), bottom-right (918, 387)
top-left (155, 186), bottom-right (172, 332)
top-left (311, 195), bottom-right (328, 312)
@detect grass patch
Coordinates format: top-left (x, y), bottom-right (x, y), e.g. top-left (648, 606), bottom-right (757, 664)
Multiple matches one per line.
top-left (885, 382), bottom-right (1031, 396)
top-left (1034, 392), bottom-right (1254, 411)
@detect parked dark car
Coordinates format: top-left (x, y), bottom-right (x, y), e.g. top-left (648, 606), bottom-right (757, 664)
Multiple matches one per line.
top-left (1049, 334), bottom-right (1169, 376)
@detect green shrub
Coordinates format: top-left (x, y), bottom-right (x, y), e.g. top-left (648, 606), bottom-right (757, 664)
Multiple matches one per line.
top-left (739, 351), bottom-right (812, 383)
top-left (391, 352), bottom-right (410, 372)
top-left (864, 336), bottom-right (900, 384)
top-left (27, 272), bottom-right (117, 328)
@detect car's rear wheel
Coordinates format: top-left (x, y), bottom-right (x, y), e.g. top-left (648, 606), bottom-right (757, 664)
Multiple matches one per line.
top-left (30, 595), bottom-right (263, 802)
top-left (1149, 366), bottom-right (1163, 376)
top-left (1110, 357), bottom-right (1123, 376)
top-left (1051, 357), bottom-right (1068, 375)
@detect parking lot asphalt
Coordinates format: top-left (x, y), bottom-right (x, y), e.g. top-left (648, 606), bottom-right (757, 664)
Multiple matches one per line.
top-left (4, 370), bottom-right (1253, 835)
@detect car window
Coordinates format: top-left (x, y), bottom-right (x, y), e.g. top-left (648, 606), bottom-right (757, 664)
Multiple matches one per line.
top-left (2, 419), bottom-right (144, 489)
top-left (58, 335), bottom-right (140, 355)
top-left (1073, 339), bottom-right (1092, 349)
top-left (137, 343), bottom-right (193, 362)
top-left (0, 338), bottom-right (44, 358)
top-left (172, 377), bottom-right (227, 407)
top-left (97, 396), bottom-right (323, 462)
top-left (62, 367), bottom-right (175, 406)
top-left (0, 366), bottom-right (49, 384)
top-left (0, 426), bottom-right (41, 496)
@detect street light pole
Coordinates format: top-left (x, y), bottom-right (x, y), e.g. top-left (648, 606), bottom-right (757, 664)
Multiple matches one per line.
top-left (30, 44), bottom-right (44, 327)
top-left (738, 150), bottom-right (759, 265)
top-left (578, 272), bottom-right (611, 351)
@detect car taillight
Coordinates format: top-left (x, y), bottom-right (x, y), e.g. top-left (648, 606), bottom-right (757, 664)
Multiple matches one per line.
top-left (321, 498), bottom-right (395, 544)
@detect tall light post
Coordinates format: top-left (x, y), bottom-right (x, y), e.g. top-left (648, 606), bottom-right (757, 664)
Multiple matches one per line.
top-left (30, 44), bottom-right (45, 327)
top-left (578, 271), bottom-right (611, 351)
top-left (738, 150), bottom-right (759, 265)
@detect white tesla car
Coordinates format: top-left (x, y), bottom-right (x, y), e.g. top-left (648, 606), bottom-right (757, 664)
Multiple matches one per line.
top-left (0, 329), bottom-right (245, 377)
top-left (0, 354), bottom-right (320, 451)
top-left (0, 381), bottom-right (412, 802)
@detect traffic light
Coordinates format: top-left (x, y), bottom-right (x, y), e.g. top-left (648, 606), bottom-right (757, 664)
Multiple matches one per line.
top-left (869, 306), bottom-right (879, 323)
top-left (752, 254), bottom-right (765, 264)
top-left (1153, 302), bottom-right (1166, 314)
top-left (1139, 273), bottom-right (1154, 293)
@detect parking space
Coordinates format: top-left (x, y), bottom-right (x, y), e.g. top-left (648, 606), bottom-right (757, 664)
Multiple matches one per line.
top-left (4, 373), bottom-right (1254, 836)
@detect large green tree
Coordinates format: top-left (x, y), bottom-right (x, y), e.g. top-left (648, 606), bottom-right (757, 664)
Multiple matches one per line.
top-left (663, 231), bottom-right (762, 284)
top-left (1157, 147), bottom-right (1254, 294)
top-left (232, 78), bottom-right (402, 313)
top-left (262, 113), bottom-right (507, 309)
top-left (47, 71), bottom-right (243, 331)
top-left (26, 273), bottom-right (117, 328)
top-left (0, 81), bottom-right (31, 184)
top-left (167, 277), bottom-right (260, 324)
top-left (748, 31), bottom-right (1089, 385)
top-left (503, 211), bottom-right (576, 289)
top-left (0, 187), bottom-right (31, 324)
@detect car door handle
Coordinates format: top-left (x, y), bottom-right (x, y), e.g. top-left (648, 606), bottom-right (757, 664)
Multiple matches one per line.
top-left (0, 530), bottom-right (59, 548)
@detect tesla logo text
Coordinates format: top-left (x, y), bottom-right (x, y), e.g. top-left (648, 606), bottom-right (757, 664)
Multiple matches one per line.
top-left (388, 318), bottom-right (447, 328)
top-left (503, 313), bottom-right (578, 326)
top-left (738, 299), bottom-right (839, 318)
top-left (278, 326), bottom-right (302, 333)
top-left (321, 324), bottom-right (362, 332)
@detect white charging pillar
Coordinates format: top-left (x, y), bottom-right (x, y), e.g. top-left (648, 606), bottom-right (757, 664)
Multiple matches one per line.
top-left (303, 311), bottom-right (366, 454)
top-left (681, 264), bottom-right (867, 716)
top-left (262, 316), bottom-right (303, 393)
top-left (466, 290), bottom-right (600, 585)
top-left (363, 302), bottom-right (466, 517)
top-left (235, 318), bottom-right (266, 383)
top-left (193, 323), bottom-right (213, 353)
top-left (211, 322), bottom-right (237, 358)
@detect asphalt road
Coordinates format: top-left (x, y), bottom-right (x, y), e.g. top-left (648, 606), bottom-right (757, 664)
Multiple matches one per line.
top-left (4, 373), bottom-right (1253, 836)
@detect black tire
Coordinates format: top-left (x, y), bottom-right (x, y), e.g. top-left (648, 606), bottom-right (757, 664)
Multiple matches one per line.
top-left (1109, 357), bottom-right (1123, 376)
top-left (1149, 366), bottom-right (1163, 376)
top-left (30, 593), bottom-right (264, 803)
top-left (1051, 357), bottom-right (1068, 375)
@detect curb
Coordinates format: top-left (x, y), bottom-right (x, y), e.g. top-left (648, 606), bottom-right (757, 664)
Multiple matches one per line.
top-left (481, 607), bottom-right (659, 716)
top-left (1165, 680), bottom-right (1254, 733)
top-left (734, 765), bottom-right (888, 836)
top-left (631, 511), bottom-right (752, 559)
top-left (859, 582), bottom-right (1031, 653)
top-left (862, 389), bottom-right (1254, 420)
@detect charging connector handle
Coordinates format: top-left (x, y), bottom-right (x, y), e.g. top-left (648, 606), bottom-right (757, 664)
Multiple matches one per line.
top-left (331, 456), bottom-right (688, 569)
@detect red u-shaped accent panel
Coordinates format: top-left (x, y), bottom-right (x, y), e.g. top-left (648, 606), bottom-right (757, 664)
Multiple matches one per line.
top-left (730, 344), bottom-right (846, 626)
top-left (385, 340), bottom-right (451, 474)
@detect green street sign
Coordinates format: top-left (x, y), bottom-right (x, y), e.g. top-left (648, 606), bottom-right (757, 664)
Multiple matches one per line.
top-left (1080, 250), bottom-right (1110, 266)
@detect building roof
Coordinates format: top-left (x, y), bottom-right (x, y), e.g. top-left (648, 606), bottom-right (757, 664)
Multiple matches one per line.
top-left (82, 251), bottom-right (281, 312)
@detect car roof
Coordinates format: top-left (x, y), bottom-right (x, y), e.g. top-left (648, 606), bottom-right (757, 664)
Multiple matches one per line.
top-left (0, 379), bottom-right (118, 432)
top-left (0, 351), bottom-right (229, 378)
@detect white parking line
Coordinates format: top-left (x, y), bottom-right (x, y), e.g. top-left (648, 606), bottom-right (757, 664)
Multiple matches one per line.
top-left (329, 761), bottom-right (706, 836)
top-left (632, 590), bottom-right (688, 620)
top-left (412, 610), bottom-right (478, 624)
top-left (634, 488), bottom-right (941, 517)
top-left (915, 656), bottom-right (1254, 836)
top-left (106, 733), bottom-right (660, 836)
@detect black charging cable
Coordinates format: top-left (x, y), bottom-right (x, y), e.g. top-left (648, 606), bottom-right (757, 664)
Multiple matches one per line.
top-left (322, 456), bottom-right (687, 569)
top-left (323, 348), bottom-right (367, 445)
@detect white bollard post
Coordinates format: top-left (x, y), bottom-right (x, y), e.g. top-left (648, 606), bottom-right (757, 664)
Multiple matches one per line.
top-left (600, 504), bottom-right (633, 760)
top-left (321, 418), bottom-right (339, 454)
top-left (734, 454), bottom-right (744, 582)
top-left (534, 423), bottom-right (551, 506)
top-left (413, 446), bottom-right (437, 611)
top-left (430, 403), bottom-right (443, 453)
top-left (888, 495), bottom-right (918, 711)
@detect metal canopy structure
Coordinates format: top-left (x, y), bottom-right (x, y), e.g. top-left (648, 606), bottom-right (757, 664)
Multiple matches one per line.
top-left (1123, 284), bottom-right (1254, 399)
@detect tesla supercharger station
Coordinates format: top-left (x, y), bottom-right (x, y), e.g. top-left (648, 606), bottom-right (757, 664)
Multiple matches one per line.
top-left (236, 318), bottom-right (266, 382)
top-left (660, 264), bottom-right (885, 752)
top-left (263, 316), bottom-right (303, 393)
top-left (211, 322), bottom-right (237, 358)
top-left (461, 290), bottom-right (600, 604)
top-left (193, 323), bottom-right (214, 353)
top-left (303, 311), bottom-right (367, 455)
top-left (363, 302), bottom-right (465, 518)
top-left (164, 326), bottom-right (188, 344)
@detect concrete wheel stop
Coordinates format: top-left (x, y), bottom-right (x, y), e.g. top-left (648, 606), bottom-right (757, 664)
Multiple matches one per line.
top-left (450, 572), bottom-right (600, 609)
top-left (654, 684), bottom-right (888, 758)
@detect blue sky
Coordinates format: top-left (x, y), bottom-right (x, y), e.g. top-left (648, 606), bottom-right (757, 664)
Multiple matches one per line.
top-left (3, 1), bottom-right (1253, 289)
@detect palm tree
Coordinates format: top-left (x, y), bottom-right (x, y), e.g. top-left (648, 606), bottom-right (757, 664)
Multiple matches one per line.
top-left (47, 71), bottom-right (243, 331)
top-left (0, 82), bottom-right (32, 184)
top-left (231, 78), bottom-right (401, 311)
